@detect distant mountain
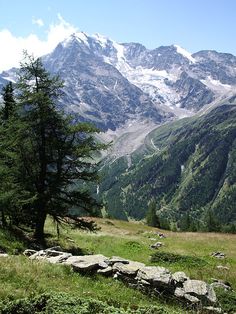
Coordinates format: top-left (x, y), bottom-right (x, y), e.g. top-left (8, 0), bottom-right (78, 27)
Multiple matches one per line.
top-left (1, 32), bottom-right (236, 131)
top-left (98, 98), bottom-right (236, 231)
top-left (42, 33), bottom-right (170, 131)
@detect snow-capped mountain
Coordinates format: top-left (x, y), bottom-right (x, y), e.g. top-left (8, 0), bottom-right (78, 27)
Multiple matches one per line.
top-left (43, 32), bottom-right (236, 121)
top-left (1, 31), bottom-right (236, 131)
top-left (43, 33), bottom-right (171, 131)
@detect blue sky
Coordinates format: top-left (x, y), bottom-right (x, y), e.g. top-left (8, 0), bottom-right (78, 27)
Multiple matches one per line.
top-left (0, 0), bottom-right (235, 71)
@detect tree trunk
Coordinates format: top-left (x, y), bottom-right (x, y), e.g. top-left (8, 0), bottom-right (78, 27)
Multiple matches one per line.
top-left (34, 210), bottom-right (47, 245)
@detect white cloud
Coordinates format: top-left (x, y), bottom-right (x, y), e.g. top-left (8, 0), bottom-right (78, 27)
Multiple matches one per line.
top-left (32, 17), bottom-right (44, 27)
top-left (0, 14), bottom-right (77, 72)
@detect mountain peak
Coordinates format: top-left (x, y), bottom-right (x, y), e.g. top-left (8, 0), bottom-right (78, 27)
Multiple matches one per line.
top-left (62, 32), bottom-right (89, 47)
top-left (91, 33), bottom-right (110, 48)
top-left (174, 44), bottom-right (196, 63)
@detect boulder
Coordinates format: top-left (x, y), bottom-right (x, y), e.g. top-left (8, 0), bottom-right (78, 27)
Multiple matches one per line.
top-left (64, 254), bottom-right (109, 272)
top-left (216, 265), bottom-right (229, 271)
top-left (47, 253), bottom-right (72, 264)
top-left (211, 279), bottom-right (231, 291)
top-left (150, 242), bottom-right (163, 249)
top-left (97, 266), bottom-right (113, 276)
top-left (0, 253), bottom-right (8, 257)
top-left (176, 279), bottom-right (217, 304)
top-left (203, 306), bottom-right (222, 313)
top-left (113, 261), bottom-right (145, 277)
top-left (108, 256), bottom-right (129, 266)
top-left (29, 248), bottom-right (67, 260)
top-left (172, 271), bottom-right (189, 284)
top-left (136, 266), bottom-right (172, 288)
top-left (211, 252), bottom-right (225, 259)
top-left (23, 249), bottom-right (37, 256)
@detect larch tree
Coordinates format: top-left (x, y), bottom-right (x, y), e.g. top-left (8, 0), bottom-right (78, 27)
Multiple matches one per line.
top-left (1, 53), bottom-right (103, 243)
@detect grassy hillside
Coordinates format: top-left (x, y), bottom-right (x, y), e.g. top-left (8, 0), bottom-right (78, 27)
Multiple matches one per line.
top-left (98, 102), bottom-right (236, 231)
top-left (0, 219), bottom-right (236, 313)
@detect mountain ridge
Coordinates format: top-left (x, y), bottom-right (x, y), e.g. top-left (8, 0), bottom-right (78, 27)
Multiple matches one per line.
top-left (1, 31), bottom-right (236, 133)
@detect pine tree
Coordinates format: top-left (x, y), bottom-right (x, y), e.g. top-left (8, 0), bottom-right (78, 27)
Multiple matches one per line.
top-left (1, 82), bottom-right (15, 120)
top-left (146, 199), bottom-right (160, 227)
top-left (1, 53), bottom-right (104, 243)
top-left (0, 82), bottom-right (19, 227)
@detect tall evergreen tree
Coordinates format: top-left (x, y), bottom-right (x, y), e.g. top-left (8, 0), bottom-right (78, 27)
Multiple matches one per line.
top-left (0, 82), bottom-right (19, 227)
top-left (1, 82), bottom-right (15, 120)
top-left (146, 199), bottom-right (160, 227)
top-left (1, 53), bottom-right (104, 243)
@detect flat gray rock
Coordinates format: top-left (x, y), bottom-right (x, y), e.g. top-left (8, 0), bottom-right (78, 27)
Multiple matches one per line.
top-left (97, 266), bottom-right (113, 276)
top-left (113, 261), bottom-right (145, 276)
top-left (183, 280), bottom-right (217, 304)
top-left (136, 266), bottom-right (172, 287)
top-left (172, 271), bottom-right (189, 284)
top-left (64, 254), bottom-right (109, 272)
top-left (23, 249), bottom-right (37, 256)
top-left (108, 256), bottom-right (129, 265)
top-left (47, 253), bottom-right (72, 264)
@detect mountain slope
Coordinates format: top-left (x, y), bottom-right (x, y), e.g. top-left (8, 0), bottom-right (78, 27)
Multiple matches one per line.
top-left (98, 100), bottom-right (236, 230)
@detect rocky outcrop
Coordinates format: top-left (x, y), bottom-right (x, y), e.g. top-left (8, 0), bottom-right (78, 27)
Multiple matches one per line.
top-left (24, 248), bottom-right (218, 308)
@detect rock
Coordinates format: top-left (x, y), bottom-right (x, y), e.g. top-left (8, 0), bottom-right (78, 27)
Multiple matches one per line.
top-left (174, 287), bottom-right (185, 298)
top-left (203, 306), bottom-right (222, 313)
top-left (211, 279), bottom-right (231, 291)
top-left (29, 250), bottom-right (47, 260)
top-left (182, 280), bottom-right (217, 304)
top-left (108, 256), bottom-right (129, 266)
top-left (29, 248), bottom-right (67, 260)
top-left (211, 252), bottom-right (225, 259)
top-left (136, 266), bottom-right (172, 288)
top-left (47, 253), bottom-right (72, 264)
top-left (25, 250), bottom-right (218, 306)
top-left (23, 249), bottom-right (37, 256)
top-left (113, 261), bottom-right (145, 277)
top-left (216, 265), bottom-right (229, 271)
top-left (184, 293), bottom-right (201, 304)
top-left (97, 266), bottom-right (113, 276)
top-left (155, 232), bottom-right (166, 238)
top-left (172, 271), bottom-right (189, 284)
top-left (0, 253), bottom-right (8, 257)
top-left (45, 246), bottom-right (63, 252)
top-left (150, 242), bottom-right (163, 249)
top-left (64, 254), bottom-right (109, 272)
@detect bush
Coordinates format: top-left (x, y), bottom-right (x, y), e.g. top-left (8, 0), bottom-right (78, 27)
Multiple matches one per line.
top-left (0, 292), bottom-right (179, 314)
top-left (150, 251), bottom-right (207, 268)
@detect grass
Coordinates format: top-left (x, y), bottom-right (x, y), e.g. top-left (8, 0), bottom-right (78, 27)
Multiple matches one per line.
top-left (1, 217), bottom-right (236, 312)
top-left (0, 256), bottom-right (183, 313)
top-left (44, 218), bottom-right (236, 287)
